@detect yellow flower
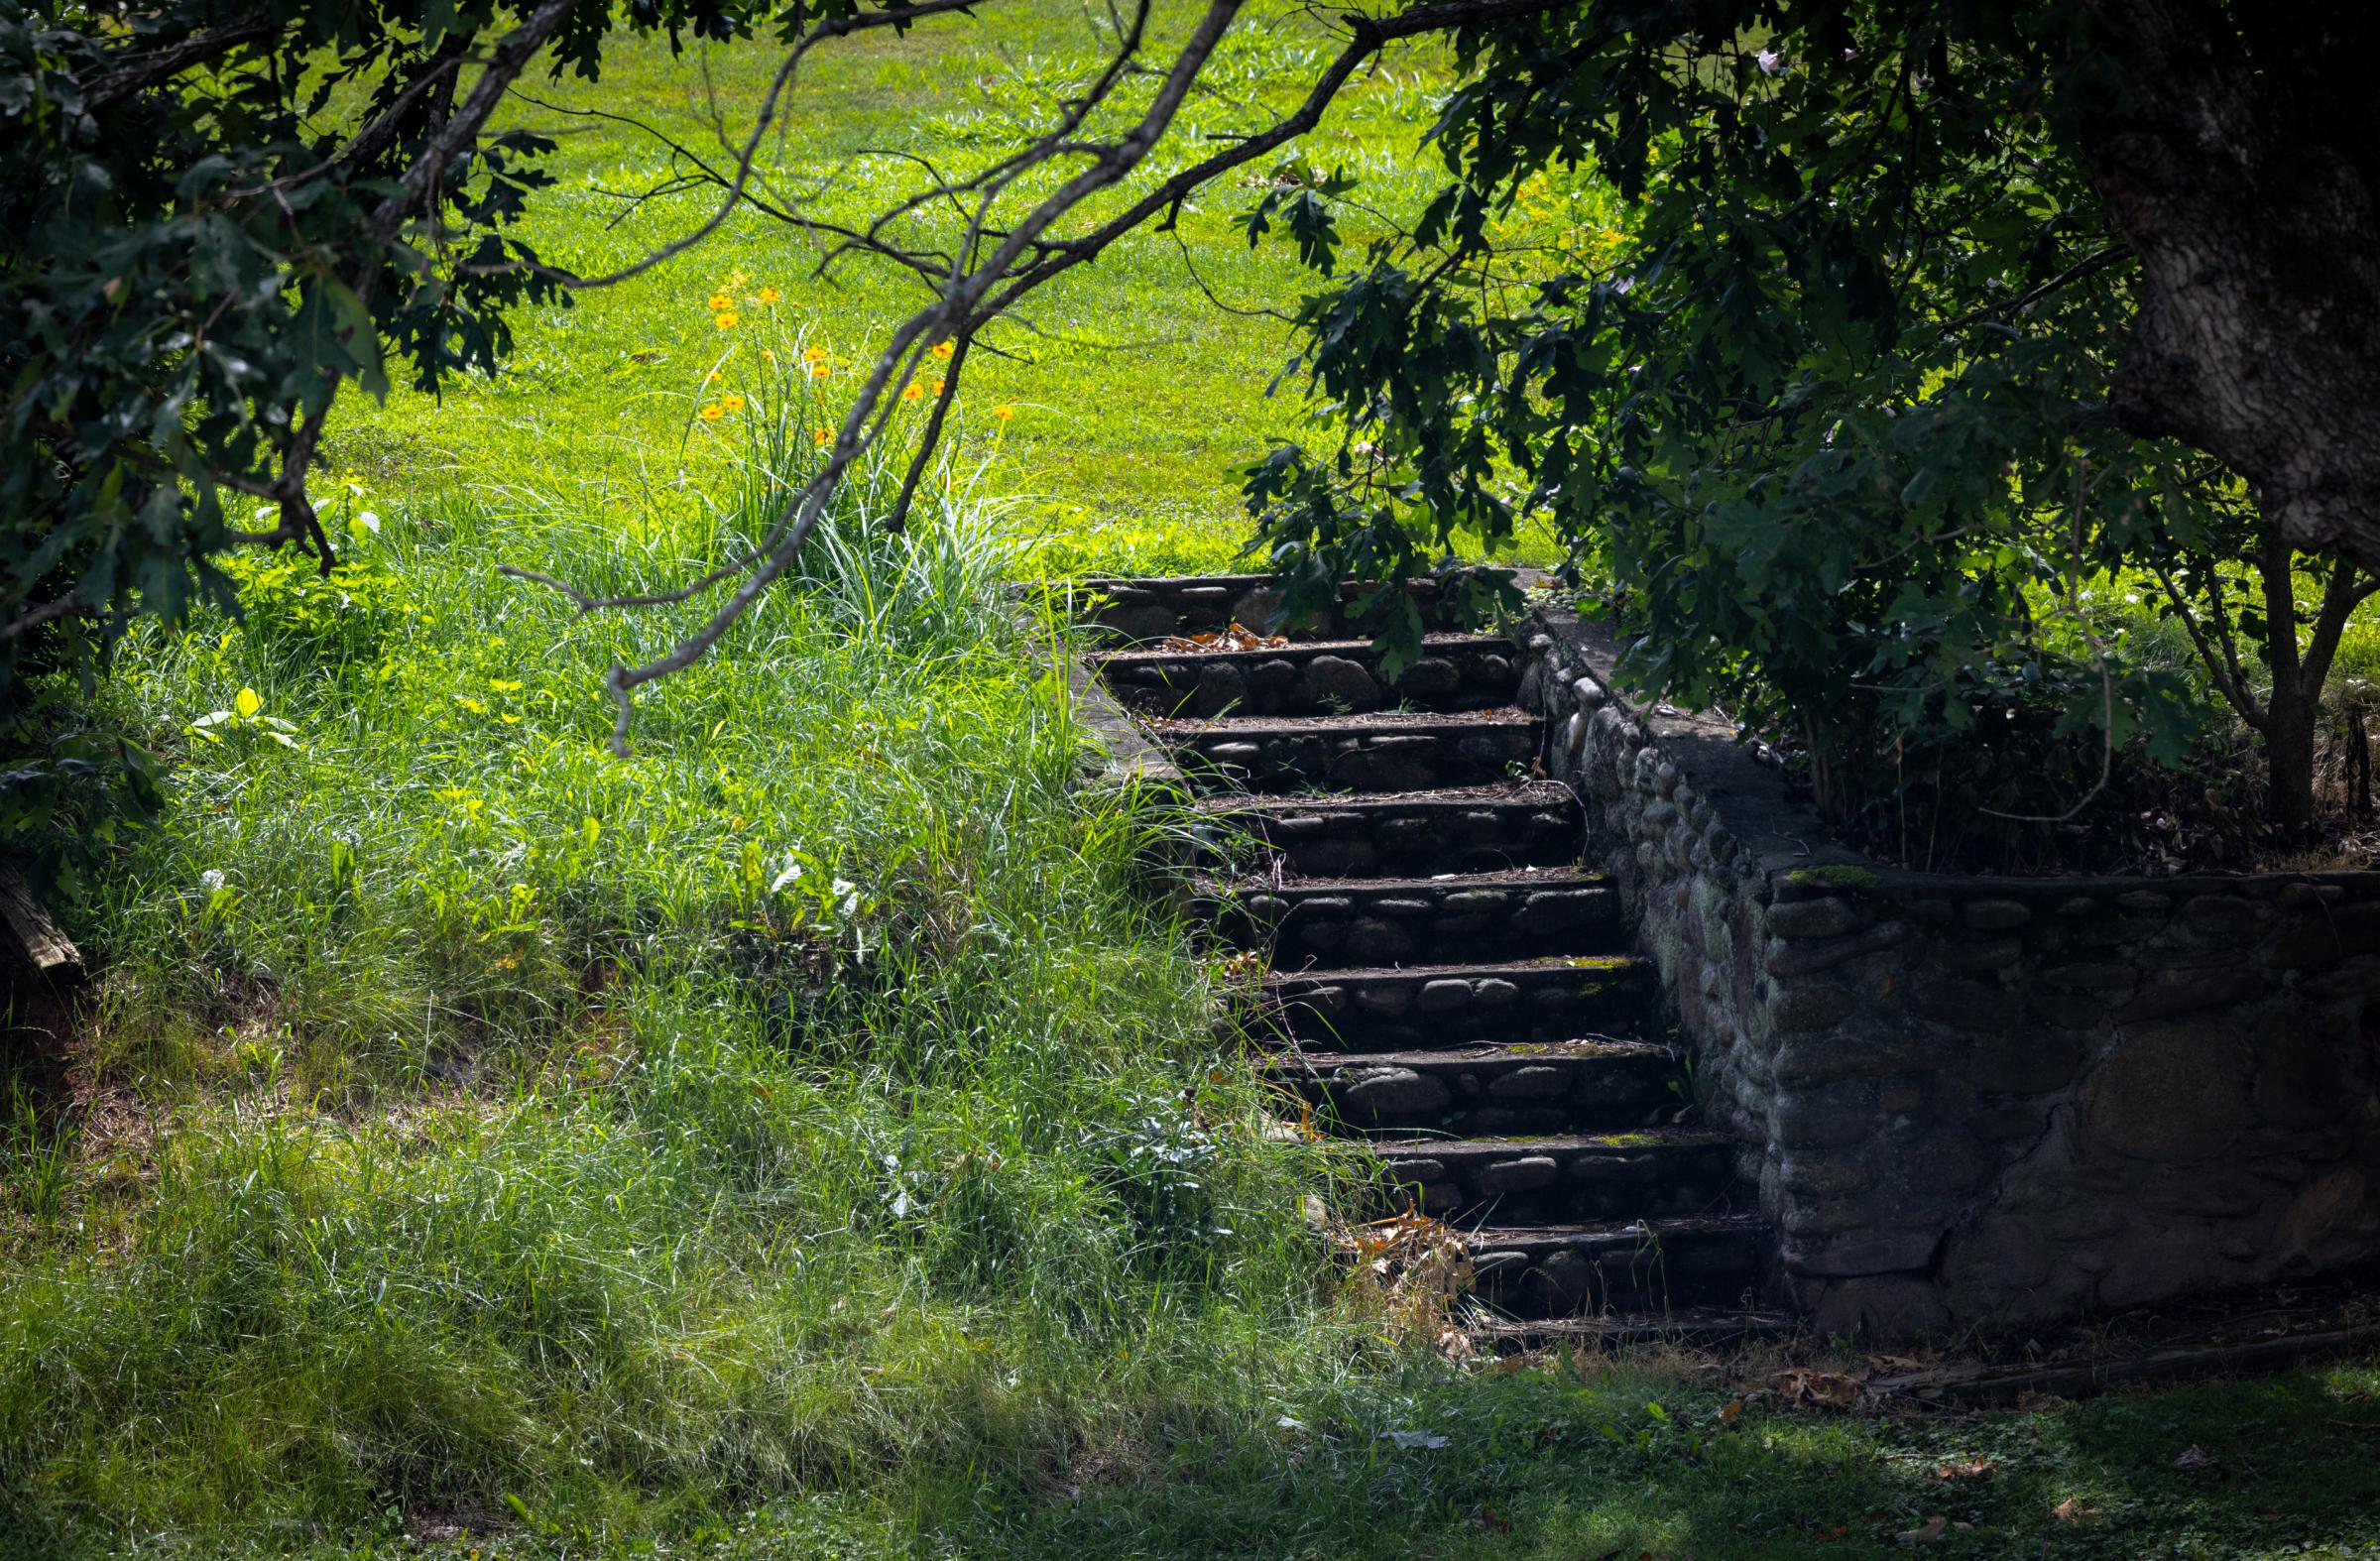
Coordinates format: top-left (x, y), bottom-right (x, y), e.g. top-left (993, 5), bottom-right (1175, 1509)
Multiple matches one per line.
top-left (991, 404), bottom-right (1015, 422)
top-left (812, 426), bottom-right (832, 446)
top-left (714, 311), bottom-right (739, 330)
top-left (929, 377), bottom-right (947, 397)
top-left (930, 340), bottom-right (955, 360)
top-left (809, 362), bottom-right (831, 379)
top-left (705, 369), bottom-right (722, 384)
top-left (801, 345), bottom-right (829, 363)
top-left (719, 394), bottom-right (747, 413)
top-left (729, 267), bottom-right (748, 286)
top-left (756, 286), bottom-right (781, 304)
top-left (698, 403), bottom-right (726, 421)
top-left (707, 293), bottom-right (733, 310)
top-left (901, 383), bottom-right (924, 403)
top-left (762, 349), bottom-right (777, 365)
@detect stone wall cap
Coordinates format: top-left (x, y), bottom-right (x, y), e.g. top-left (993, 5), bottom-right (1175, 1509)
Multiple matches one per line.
top-left (1526, 603), bottom-right (2380, 901)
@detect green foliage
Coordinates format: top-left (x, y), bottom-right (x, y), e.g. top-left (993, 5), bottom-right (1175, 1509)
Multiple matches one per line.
top-left (0, 0), bottom-right (947, 681)
top-left (1239, 0), bottom-right (2350, 840)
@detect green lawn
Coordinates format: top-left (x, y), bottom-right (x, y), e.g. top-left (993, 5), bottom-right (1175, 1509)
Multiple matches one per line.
top-left (4, 5), bottom-right (2378, 1558)
top-left (325, 0), bottom-right (1483, 579)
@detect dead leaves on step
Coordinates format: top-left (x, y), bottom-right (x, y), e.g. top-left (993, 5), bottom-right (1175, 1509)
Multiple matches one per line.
top-left (1747, 1352), bottom-right (1934, 1415)
top-left (1213, 948), bottom-right (1269, 988)
top-left (1760, 1365), bottom-right (1869, 1411)
top-left (1156, 623), bottom-right (1290, 653)
top-left (1341, 1211), bottom-right (1475, 1355)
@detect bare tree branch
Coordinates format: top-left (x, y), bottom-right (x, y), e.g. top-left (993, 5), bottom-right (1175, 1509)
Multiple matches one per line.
top-left (499, 0), bottom-right (1587, 749)
top-left (82, 18), bottom-right (278, 111)
top-left (529, 0), bottom-right (1262, 751)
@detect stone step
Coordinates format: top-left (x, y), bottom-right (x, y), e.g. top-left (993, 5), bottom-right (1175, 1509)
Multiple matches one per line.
top-left (1073, 570), bottom-right (1514, 645)
top-left (1259, 956), bottom-right (1650, 1048)
top-left (1094, 635), bottom-right (1519, 719)
top-left (1461, 1215), bottom-right (1774, 1319)
top-left (1267, 1040), bottom-right (1679, 1135)
top-left (1201, 784), bottom-right (1583, 878)
top-left (1206, 868), bottom-right (1623, 968)
top-left (1376, 1130), bottom-right (1739, 1225)
top-left (1157, 710), bottom-right (1539, 794)
top-left (1470, 1306), bottom-right (1797, 1350)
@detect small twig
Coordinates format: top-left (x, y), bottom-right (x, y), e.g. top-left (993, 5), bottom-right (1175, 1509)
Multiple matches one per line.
top-left (0, 595), bottom-right (94, 644)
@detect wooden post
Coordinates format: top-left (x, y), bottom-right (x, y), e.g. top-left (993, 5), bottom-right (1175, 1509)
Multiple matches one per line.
top-left (0, 868), bottom-right (81, 1058)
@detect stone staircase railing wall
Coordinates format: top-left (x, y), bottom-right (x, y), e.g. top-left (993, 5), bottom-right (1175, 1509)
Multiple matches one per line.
top-left (1520, 604), bottom-right (2380, 1338)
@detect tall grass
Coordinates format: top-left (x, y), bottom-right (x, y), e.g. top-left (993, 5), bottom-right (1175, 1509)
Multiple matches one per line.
top-left (0, 341), bottom-right (1363, 1552)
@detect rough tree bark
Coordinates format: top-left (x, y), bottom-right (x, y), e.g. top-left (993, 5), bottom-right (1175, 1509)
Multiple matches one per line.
top-left (2074, 0), bottom-right (2380, 570)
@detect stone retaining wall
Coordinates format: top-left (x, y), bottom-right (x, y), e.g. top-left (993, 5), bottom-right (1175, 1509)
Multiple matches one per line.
top-left (1519, 607), bottom-right (2380, 1336)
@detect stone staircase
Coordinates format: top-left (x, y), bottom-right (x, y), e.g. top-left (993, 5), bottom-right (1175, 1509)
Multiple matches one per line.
top-left (1084, 575), bottom-right (1776, 1334)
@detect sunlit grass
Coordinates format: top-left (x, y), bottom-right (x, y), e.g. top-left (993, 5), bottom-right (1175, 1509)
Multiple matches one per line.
top-left (324, 0), bottom-right (1523, 580)
top-left (0, 330), bottom-right (1370, 1549)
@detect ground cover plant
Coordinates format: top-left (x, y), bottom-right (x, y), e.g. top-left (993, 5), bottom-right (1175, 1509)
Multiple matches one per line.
top-left (0, 325), bottom-right (1369, 1550)
top-left (3, 4), bottom-right (2380, 1558)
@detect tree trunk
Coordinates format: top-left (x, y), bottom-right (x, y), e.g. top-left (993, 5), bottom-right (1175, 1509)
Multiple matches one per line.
top-left (2073, 0), bottom-right (2380, 570)
top-left (2263, 689), bottom-right (2320, 834)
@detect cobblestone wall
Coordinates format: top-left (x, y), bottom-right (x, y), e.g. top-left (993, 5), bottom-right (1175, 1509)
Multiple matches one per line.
top-left (1520, 608), bottom-right (2380, 1336)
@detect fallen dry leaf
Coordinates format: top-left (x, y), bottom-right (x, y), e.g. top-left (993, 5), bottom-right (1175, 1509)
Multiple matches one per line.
top-left (1766, 1368), bottom-right (1865, 1410)
top-left (2051, 1497), bottom-right (2102, 1525)
top-left (1719, 1398), bottom-right (1744, 1429)
top-left (2173, 1443), bottom-right (2223, 1473)
top-left (1154, 622), bottom-right (1290, 653)
top-left (1933, 1457), bottom-right (1997, 1482)
top-left (1895, 1514), bottom-right (1948, 1545)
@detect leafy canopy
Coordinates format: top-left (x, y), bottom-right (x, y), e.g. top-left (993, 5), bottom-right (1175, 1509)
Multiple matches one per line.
top-left (1243, 0), bottom-right (2301, 825)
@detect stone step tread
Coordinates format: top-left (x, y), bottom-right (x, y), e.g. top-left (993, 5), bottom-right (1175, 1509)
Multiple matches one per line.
top-left (1095, 633), bottom-right (1509, 665)
top-left (1265, 1039), bottom-right (1671, 1072)
top-left (1259, 956), bottom-right (1653, 1047)
top-left (1197, 785), bottom-right (1586, 880)
top-left (1155, 708), bottom-right (1533, 736)
top-left (1460, 1213), bottom-right (1770, 1252)
top-left (1200, 782), bottom-right (1576, 814)
top-left (1469, 1308), bottom-right (1798, 1350)
top-left (1266, 955), bottom-right (1644, 986)
top-left (1205, 867), bottom-right (1608, 898)
top-left (1376, 1129), bottom-right (1730, 1162)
